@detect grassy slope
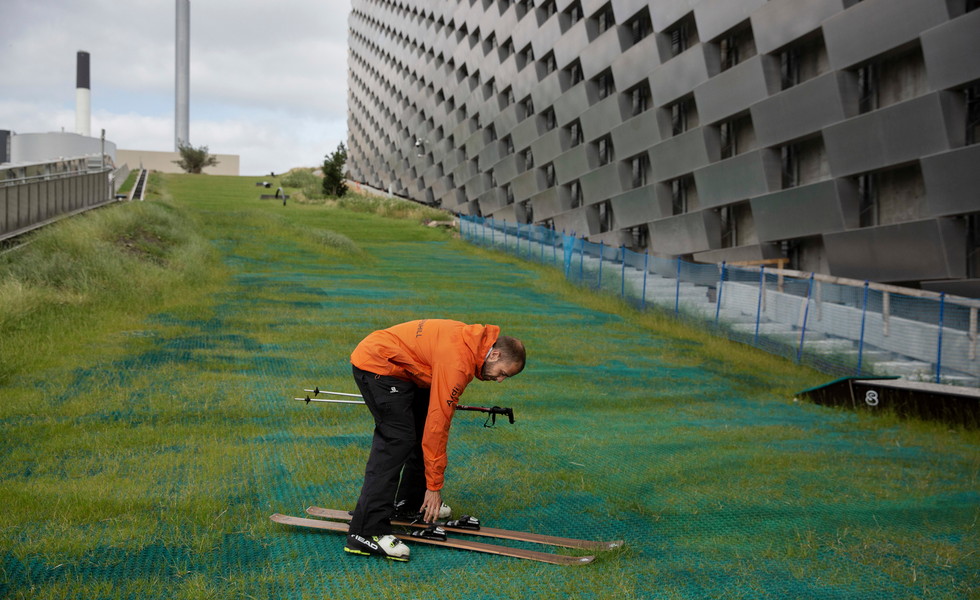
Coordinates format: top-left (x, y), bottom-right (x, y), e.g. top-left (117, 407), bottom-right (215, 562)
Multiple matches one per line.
top-left (0, 174), bottom-right (977, 599)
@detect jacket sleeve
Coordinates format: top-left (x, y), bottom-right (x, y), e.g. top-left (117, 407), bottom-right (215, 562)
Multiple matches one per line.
top-left (420, 365), bottom-right (471, 491)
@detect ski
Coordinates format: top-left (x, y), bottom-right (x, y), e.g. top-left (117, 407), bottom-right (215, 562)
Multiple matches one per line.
top-left (269, 513), bottom-right (595, 566)
top-left (306, 506), bottom-right (624, 551)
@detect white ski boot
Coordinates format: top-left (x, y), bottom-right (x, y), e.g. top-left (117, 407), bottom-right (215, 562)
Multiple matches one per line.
top-left (344, 533), bottom-right (411, 562)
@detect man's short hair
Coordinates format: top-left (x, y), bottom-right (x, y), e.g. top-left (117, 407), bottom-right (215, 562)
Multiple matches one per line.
top-left (493, 336), bottom-right (526, 374)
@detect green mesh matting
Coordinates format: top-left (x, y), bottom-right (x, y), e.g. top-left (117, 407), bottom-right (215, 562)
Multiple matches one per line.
top-left (2, 196), bottom-right (978, 599)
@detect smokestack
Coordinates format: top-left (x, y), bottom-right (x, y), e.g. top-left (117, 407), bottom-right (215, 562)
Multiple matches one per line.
top-left (75, 51), bottom-right (91, 137)
top-left (175, 0), bottom-right (190, 150)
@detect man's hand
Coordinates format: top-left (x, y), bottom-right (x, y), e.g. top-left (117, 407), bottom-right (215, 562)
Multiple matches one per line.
top-left (420, 489), bottom-right (442, 523)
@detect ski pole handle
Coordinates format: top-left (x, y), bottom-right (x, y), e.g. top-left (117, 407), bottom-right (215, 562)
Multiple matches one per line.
top-left (457, 405), bottom-right (515, 424)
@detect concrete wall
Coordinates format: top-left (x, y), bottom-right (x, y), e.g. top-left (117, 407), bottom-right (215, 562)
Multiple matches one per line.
top-left (116, 149), bottom-right (240, 176)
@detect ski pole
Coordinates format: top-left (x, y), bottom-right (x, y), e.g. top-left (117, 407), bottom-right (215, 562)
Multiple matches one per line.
top-left (296, 389), bottom-right (515, 425)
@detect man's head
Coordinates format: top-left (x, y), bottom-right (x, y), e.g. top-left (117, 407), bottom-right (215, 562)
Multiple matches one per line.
top-left (480, 335), bottom-right (526, 382)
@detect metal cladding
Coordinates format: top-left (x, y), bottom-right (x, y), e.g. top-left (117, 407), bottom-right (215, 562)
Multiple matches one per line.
top-left (345, 0), bottom-right (980, 289)
top-left (175, 0), bottom-right (190, 150)
top-left (75, 51), bottom-right (91, 137)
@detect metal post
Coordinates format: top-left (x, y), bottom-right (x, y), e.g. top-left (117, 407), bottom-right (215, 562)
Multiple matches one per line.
top-left (797, 273), bottom-right (815, 363)
top-left (714, 262), bottom-right (726, 326)
top-left (579, 237), bottom-right (584, 282)
top-left (642, 252), bottom-right (649, 310)
top-left (674, 258), bottom-right (682, 314)
top-left (936, 292), bottom-right (945, 384)
top-left (857, 281), bottom-right (870, 375)
top-left (754, 266), bottom-right (765, 345)
top-left (598, 241), bottom-right (604, 290)
top-left (620, 246), bottom-right (626, 299)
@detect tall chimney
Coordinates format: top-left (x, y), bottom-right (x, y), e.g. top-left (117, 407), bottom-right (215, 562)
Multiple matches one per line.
top-left (75, 51), bottom-right (91, 137)
top-left (175, 0), bottom-right (190, 150)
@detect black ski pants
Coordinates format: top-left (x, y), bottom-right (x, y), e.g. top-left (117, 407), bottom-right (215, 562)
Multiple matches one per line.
top-left (348, 365), bottom-right (430, 536)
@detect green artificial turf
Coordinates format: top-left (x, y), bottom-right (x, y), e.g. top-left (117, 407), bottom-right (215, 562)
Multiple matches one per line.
top-left (1, 174), bottom-right (977, 599)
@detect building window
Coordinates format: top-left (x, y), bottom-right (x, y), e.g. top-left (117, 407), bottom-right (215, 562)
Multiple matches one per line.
top-left (569, 180), bottom-right (582, 208)
top-left (968, 85), bottom-right (980, 145)
top-left (522, 149), bottom-right (534, 171)
top-left (595, 136), bottom-right (613, 166)
top-left (779, 137), bottom-right (828, 187)
top-left (967, 213), bottom-right (980, 277)
top-left (521, 96), bottom-right (535, 120)
top-left (544, 163), bottom-right (556, 187)
top-left (545, 108), bottom-right (557, 130)
top-left (523, 200), bottom-right (534, 223)
top-left (542, 52), bottom-right (558, 75)
top-left (669, 97), bottom-right (697, 135)
top-left (593, 69), bottom-right (615, 101)
top-left (518, 44), bottom-right (535, 70)
top-left (671, 176), bottom-right (696, 215)
top-left (504, 135), bottom-right (515, 155)
top-left (562, 1), bottom-right (583, 31)
top-left (628, 82), bottom-right (652, 116)
top-left (719, 24), bottom-right (756, 71)
top-left (598, 201), bottom-right (613, 232)
top-left (502, 86), bottom-right (515, 107)
top-left (506, 183), bottom-right (515, 204)
top-left (857, 62), bottom-right (878, 114)
top-left (857, 173), bottom-right (878, 227)
top-left (666, 14), bottom-right (697, 57)
top-left (568, 120), bottom-right (584, 147)
top-left (630, 153), bottom-right (650, 188)
top-left (591, 3), bottom-right (615, 38)
top-left (626, 9), bottom-right (653, 46)
top-left (781, 145), bottom-right (798, 188)
top-left (779, 33), bottom-right (828, 90)
top-left (537, 0), bottom-right (557, 23)
top-left (564, 60), bottom-right (584, 89)
top-left (719, 203), bottom-right (751, 248)
top-left (630, 225), bottom-right (649, 249)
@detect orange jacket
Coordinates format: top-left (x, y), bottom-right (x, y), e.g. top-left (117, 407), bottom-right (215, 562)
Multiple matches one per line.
top-left (350, 319), bottom-right (500, 491)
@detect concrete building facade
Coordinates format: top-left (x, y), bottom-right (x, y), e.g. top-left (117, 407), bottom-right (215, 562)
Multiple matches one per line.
top-left (345, 0), bottom-right (980, 294)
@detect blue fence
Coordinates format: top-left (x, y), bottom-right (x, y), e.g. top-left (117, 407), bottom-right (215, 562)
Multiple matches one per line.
top-left (460, 215), bottom-right (980, 387)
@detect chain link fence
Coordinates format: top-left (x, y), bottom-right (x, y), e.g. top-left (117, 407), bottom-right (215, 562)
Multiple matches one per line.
top-left (461, 216), bottom-right (979, 387)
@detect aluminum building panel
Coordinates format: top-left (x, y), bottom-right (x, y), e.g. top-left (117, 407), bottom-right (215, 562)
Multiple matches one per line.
top-left (824, 219), bottom-right (965, 282)
top-left (611, 34), bottom-right (662, 92)
top-left (693, 54), bottom-right (778, 126)
top-left (823, 0), bottom-right (949, 70)
top-left (921, 145), bottom-right (980, 217)
top-left (528, 186), bottom-right (567, 222)
top-left (579, 95), bottom-right (628, 143)
top-left (611, 110), bottom-right (662, 160)
top-left (921, 9), bottom-right (980, 91)
top-left (751, 179), bottom-right (852, 242)
top-left (609, 184), bottom-right (671, 228)
top-left (580, 162), bottom-right (627, 206)
top-left (694, 0), bottom-right (767, 42)
top-left (693, 149), bottom-right (780, 209)
top-left (649, 128), bottom-right (711, 183)
top-left (649, 0), bottom-right (695, 32)
top-left (823, 93), bottom-right (955, 177)
top-left (649, 44), bottom-right (710, 107)
top-left (553, 144), bottom-right (591, 185)
top-left (648, 211), bottom-right (713, 256)
top-left (751, 71), bottom-right (851, 147)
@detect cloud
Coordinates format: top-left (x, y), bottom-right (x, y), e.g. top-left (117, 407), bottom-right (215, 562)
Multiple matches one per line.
top-left (0, 0), bottom-right (351, 175)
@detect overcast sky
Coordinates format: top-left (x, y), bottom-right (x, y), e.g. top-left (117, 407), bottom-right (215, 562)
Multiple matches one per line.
top-left (0, 0), bottom-right (352, 175)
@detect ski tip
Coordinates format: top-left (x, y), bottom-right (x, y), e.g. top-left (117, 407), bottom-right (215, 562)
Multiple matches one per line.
top-left (575, 555), bottom-right (596, 564)
top-left (605, 540), bottom-right (625, 549)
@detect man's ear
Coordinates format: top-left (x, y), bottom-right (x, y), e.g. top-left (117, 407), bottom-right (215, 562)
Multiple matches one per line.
top-left (486, 348), bottom-right (501, 363)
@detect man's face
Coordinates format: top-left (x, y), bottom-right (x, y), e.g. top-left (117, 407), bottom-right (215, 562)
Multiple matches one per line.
top-left (480, 358), bottom-right (520, 383)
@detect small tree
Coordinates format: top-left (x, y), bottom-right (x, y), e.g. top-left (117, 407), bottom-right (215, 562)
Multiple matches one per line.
top-left (322, 142), bottom-right (348, 197)
top-left (174, 142), bottom-right (219, 174)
